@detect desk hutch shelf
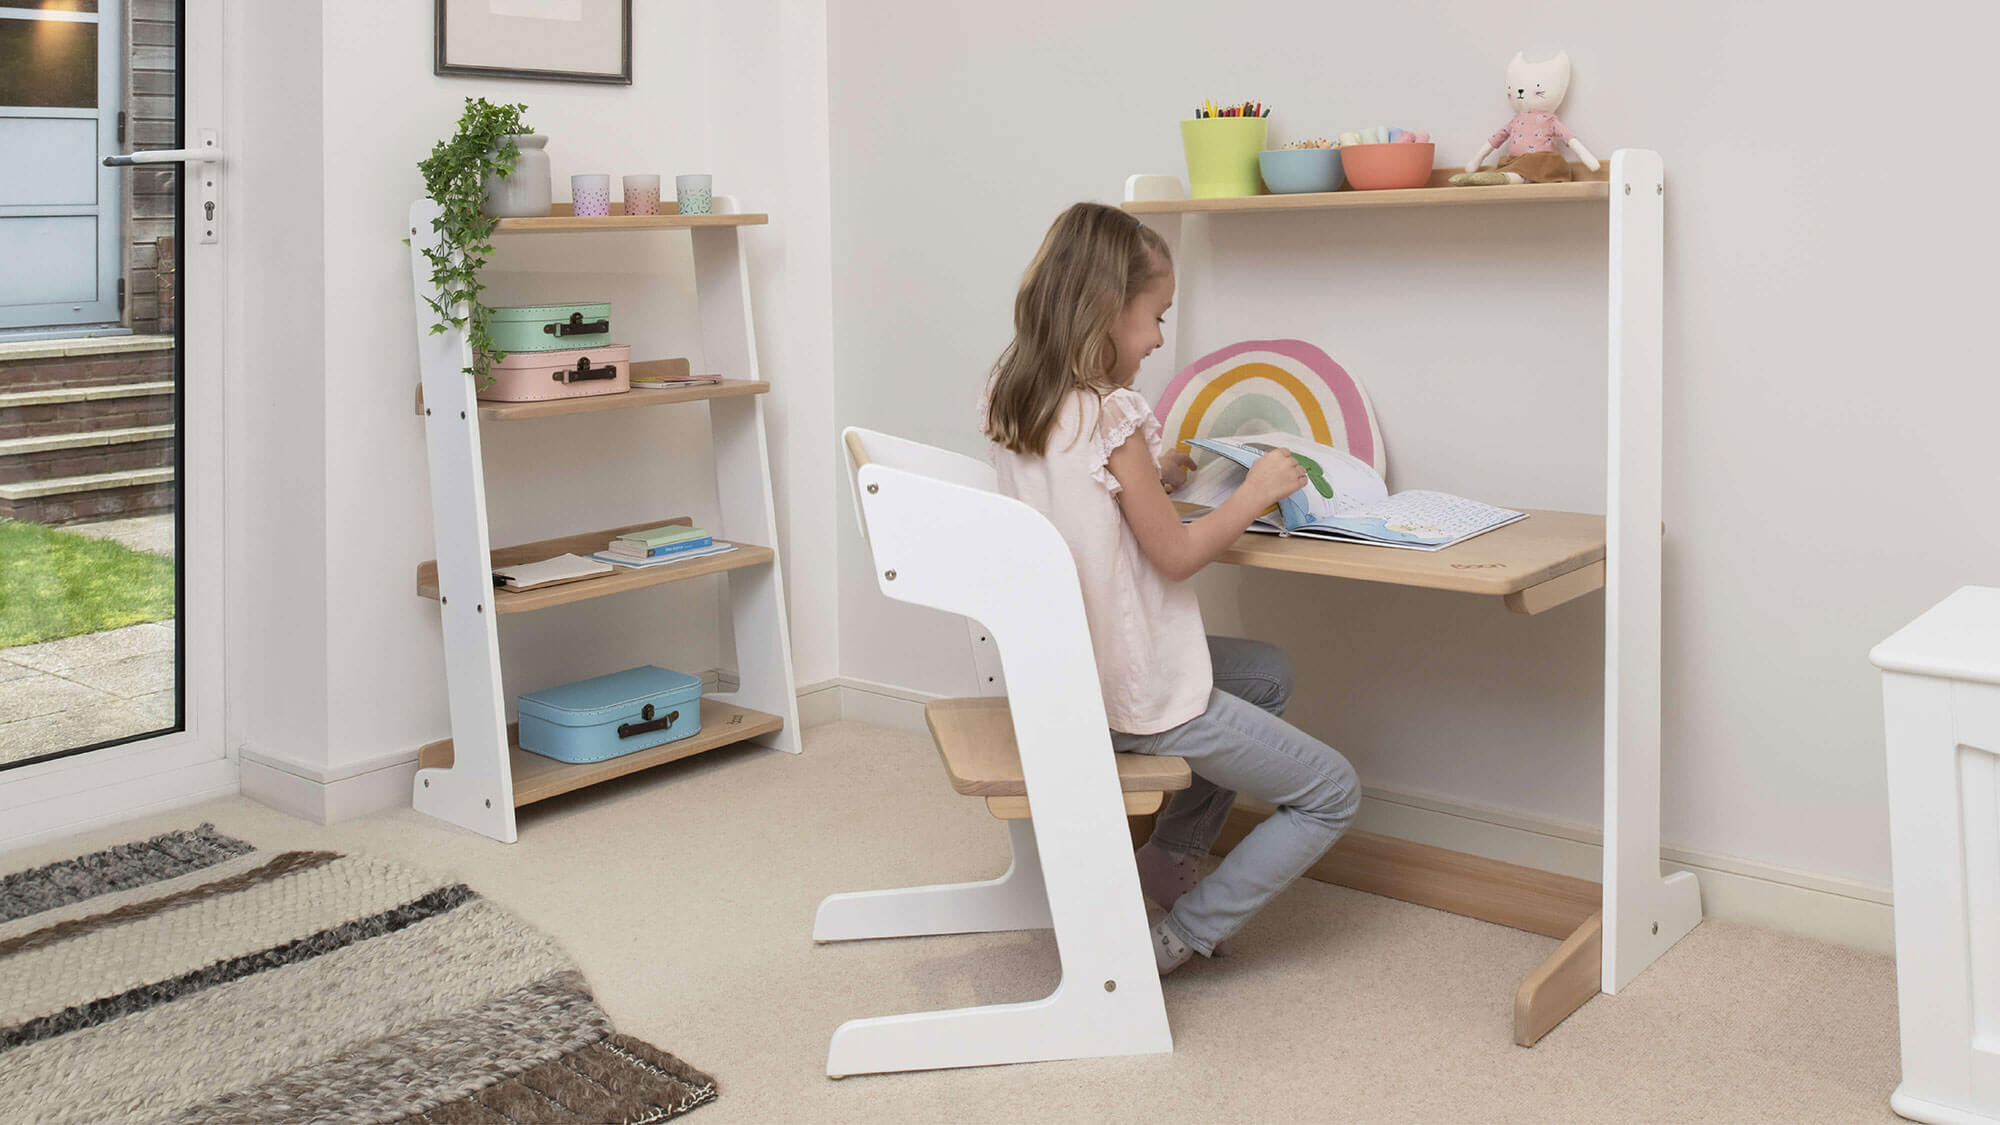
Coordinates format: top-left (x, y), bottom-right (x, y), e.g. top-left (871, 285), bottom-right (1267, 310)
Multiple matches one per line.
top-left (406, 199), bottom-right (800, 844)
top-left (1124, 152), bottom-right (1697, 1047)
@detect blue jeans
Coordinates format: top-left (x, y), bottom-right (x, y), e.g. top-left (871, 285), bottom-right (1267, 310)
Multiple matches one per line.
top-left (1111, 636), bottom-right (1360, 956)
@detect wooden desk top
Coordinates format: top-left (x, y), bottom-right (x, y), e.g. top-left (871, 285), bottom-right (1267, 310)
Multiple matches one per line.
top-left (1212, 509), bottom-right (1606, 598)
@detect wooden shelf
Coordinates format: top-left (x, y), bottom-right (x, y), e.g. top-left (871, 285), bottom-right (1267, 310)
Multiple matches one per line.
top-left (1122, 165), bottom-right (1608, 216)
top-left (1209, 508), bottom-right (1606, 610)
top-left (416, 517), bottom-right (773, 614)
top-left (492, 202), bottom-right (767, 235)
top-left (416, 365), bottom-right (769, 421)
top-left (416, 698), bottom-right (784, 807)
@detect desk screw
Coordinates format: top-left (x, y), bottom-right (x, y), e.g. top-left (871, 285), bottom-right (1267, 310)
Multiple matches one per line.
top-left (1651, 921), bottom-right (1659, 934)
top-left (1624, 184), bottom-right (1632, 195)
top-left (866, 483), bottom-right (878, 494)
top-left (485, 798), bottom-right (492, 808)
top-left (1103, 979), bottom-right (1117, 992)
top-left (884, 570), bottom-right (897, 581)
top-left (423, 778), bottom-right (429, 788)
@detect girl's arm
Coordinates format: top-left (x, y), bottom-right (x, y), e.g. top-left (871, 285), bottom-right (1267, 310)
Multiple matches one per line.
top-left (1106, 435), bottom-right (1307, 583)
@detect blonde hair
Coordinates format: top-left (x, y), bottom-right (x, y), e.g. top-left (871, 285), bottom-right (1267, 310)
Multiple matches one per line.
top-left (983, 202), bottom-right (1171, 456)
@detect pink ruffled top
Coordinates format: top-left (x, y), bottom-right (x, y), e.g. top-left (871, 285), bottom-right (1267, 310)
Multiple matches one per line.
top-left (988, 387), bottom-right (1212, 734)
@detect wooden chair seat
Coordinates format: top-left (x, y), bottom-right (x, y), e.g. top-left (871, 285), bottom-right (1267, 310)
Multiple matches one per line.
top-left (924, 697), bottom-right (1191, 820)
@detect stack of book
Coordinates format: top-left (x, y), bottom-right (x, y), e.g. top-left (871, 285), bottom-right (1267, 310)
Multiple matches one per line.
top-left (630, 371), bottom-right (723, 390)
top-left (590, 525), bottom-right (738, 569)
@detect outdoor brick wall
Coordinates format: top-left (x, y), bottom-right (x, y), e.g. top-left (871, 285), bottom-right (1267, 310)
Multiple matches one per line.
top-left (123, 0), bottom-right (178, 334)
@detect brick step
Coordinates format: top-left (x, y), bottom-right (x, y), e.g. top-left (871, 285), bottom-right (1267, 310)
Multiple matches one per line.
top-left (0, 425), bottom-right (175, 484)
top-left (0, 381), bottom-right (175, 439)
top-left (0, 467), bottom-right (176, 525)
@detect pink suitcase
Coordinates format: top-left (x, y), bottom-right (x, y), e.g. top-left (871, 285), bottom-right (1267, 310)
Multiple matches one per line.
top-left (478, 344), bottom-right (632, 403)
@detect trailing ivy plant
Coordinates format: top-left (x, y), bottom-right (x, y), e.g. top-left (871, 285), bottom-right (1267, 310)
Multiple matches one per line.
top-left (416, 97), bottom-right (532, 385)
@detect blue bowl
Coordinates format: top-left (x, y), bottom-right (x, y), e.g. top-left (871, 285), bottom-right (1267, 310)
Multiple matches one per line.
top-left (1258, 147), bottom-right (1344, 194)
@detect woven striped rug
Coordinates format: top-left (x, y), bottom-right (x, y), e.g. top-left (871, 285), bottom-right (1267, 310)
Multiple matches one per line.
top-left (0, 825), bottom-right (717, 1124)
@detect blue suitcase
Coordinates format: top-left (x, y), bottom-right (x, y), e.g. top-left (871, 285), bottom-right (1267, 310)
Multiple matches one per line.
top-left (516, 665), bottom-right (703, 764)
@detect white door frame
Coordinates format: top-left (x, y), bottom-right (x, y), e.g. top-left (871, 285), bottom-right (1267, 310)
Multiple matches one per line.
top-left (0, 0), bottom-right (230, 853)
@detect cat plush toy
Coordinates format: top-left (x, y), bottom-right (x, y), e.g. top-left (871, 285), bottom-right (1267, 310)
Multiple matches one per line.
top-left (1451, 50), bottom-right (1600, 185)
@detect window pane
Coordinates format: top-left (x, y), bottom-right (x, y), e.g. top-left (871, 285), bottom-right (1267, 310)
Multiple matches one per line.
top-left (0, 18), bottom-right (97, 108)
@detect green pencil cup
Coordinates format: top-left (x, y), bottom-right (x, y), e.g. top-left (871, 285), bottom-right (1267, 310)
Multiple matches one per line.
top-left (1180, 117), bottom-right (1268, 198)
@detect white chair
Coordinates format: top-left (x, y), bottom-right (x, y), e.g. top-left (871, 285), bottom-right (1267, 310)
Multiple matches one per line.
top-left (813, 426), bottom-right (1190, 1077)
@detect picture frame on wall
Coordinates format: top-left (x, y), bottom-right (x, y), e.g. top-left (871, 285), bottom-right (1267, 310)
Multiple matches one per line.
top-left (434, 0), bottom-right (633, 86)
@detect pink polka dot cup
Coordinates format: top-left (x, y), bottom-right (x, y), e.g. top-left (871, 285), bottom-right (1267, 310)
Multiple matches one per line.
top-left (622, 174), bottom-right (661, 217)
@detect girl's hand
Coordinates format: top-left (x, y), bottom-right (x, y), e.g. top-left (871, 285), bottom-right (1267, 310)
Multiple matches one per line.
top-left (1158, 450), bottom-right (1197, 493)
top-left (1245, 449), bottom-right (1310, 507)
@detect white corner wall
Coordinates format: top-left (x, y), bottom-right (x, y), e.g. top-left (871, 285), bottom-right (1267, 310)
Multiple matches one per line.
top-left (827, 0), bottom-right (2000, 898)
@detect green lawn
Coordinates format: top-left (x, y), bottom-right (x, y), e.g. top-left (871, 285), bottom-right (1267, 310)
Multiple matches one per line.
top-left (0, 519), bottom-right (175, 649)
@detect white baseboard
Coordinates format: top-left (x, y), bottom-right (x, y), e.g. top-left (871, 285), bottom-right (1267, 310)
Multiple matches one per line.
top-left (822, 676), bottom-right (1896, 954)
top-left (796, 678), bottom-right (843, 727)
top-left (238, 744), bottom-right (418, 826)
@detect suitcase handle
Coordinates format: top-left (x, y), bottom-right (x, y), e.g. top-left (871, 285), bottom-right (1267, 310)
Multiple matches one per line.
top-left (552, 358), bottom-right (618, 384)
top-left (545, 312), bottom-right (610, 337)
top-left (617, 706), bottom-right (680, 739)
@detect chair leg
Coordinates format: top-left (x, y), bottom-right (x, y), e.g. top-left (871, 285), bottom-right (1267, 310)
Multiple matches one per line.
top-left (821, 816), bottom-right (1171, 1076)
top-left (814, 819), bottom-right (1053, 942)
top-left (826, 969), bottom-right (1172, 1077)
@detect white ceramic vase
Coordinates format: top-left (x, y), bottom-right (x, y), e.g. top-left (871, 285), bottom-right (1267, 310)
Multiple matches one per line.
top-left (481, 134), bottom-right (552, 219)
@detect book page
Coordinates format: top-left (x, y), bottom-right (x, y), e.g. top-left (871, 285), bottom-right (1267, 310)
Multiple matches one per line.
top-left (1304, 490), bottom-right (1526, 549)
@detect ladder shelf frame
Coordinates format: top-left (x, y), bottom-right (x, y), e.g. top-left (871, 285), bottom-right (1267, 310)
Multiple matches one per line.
top-left (406, 194), bottom-right (802, 844)
top-left (1122, 150), bottom-right (1700, 1033)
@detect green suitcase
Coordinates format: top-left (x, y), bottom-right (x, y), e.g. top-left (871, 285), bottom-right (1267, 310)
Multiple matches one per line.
top-left (488, 301), bottom-right (613, 353)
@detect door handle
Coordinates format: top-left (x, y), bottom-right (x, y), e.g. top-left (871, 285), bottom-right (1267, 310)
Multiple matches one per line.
top-left (104, 149), bottom-right (225, 167)
top-left (104, 129), bottom-right (223, 168)
top-left (104, 130), bottom-right (223, 245)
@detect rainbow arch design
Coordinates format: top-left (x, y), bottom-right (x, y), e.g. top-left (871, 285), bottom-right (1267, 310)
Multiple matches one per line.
top-left (1153, 339), bottom-right (1386, 476)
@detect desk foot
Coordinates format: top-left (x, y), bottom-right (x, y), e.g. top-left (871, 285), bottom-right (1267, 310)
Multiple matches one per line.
top-left (1515, 911), bottom-right (1602, 1046)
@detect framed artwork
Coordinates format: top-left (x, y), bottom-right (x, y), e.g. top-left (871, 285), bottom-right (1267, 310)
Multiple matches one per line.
top-left (434, 0), bottom-right (633, 86)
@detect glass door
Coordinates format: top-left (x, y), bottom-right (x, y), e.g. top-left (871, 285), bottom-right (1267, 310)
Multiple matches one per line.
top-left (1, 0), bottom-right (218, 778)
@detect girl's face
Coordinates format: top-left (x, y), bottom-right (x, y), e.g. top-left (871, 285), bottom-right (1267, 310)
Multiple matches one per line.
top-left (1107, 268), bottom-right (1174, 387)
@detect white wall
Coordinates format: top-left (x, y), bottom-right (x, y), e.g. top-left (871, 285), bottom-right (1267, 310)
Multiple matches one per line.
top-left (231, 0), bottom-right (837, 783)
top-left (828, 1), bottom-right (2000, 891)
top-left (225, 0), bottom-right (327, 766)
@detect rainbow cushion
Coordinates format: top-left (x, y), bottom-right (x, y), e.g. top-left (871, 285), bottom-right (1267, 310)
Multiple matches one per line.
top-left (1153, 339), bottom-right (1385, 477)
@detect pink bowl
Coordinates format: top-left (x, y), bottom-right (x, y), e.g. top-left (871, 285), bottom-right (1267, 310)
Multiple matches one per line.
top-left (1340, 142), bottom-right (1436, 190)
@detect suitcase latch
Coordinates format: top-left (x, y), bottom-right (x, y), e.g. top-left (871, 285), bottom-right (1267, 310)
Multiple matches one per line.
top-left (545, 311), bottom-right (610, 337)
top-left (617, 707), bottom-right (680, 739)
top-left (553, 357), bottom-right (619, 384)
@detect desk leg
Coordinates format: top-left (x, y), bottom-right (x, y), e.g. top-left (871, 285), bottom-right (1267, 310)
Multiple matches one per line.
top-left (1515, 911), bottom-right (1602, 1046)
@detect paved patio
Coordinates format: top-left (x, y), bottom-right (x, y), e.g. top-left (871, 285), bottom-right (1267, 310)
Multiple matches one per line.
top-left (0, 621), bottom-right (176, 766)
top-left (1, 514), bottom-right (178, 766)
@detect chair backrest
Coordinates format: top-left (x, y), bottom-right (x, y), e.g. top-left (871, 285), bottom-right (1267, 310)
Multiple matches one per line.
top-left (844, 427), bottom-right (1008, 696)
top-left (841, 427), bottom-right (1120, 766)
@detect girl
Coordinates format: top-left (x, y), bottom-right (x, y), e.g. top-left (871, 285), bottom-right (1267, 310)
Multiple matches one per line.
top-left (982, 202), bottom-right (1361, 975)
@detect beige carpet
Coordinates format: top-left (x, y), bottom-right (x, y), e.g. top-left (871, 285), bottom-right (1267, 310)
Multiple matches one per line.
top-left (6, 720), bottom-right (1904, 1123)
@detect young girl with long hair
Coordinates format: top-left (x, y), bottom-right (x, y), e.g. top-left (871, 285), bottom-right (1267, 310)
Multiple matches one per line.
top-left (982, 202), bottom-right (1361, 974)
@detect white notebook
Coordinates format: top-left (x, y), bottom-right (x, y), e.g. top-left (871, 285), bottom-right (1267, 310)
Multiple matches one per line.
top-left (492, 553), bottom-right (614, 590)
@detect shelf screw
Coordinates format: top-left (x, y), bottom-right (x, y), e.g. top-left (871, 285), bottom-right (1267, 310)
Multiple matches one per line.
top-left (441, 596), bottom-right (447, 604)
top-left (884, 569), bottom-right (897, 581)
top-left (423, 778), bottom-right (429, 788)
top-left (485, 798), bottom-right (492, 808)
top-left (1103, 979), bottom-right (1117, 992)
top-left (1651, 921), bottom-right (1659, 934)
top-left (459, 411), bottom-right (466, 419)
top-left (477, 604), bottom-right (484, 613)
top-left (866, 483), bottom-right (878, 494)
top-left (1624, 184), bottom-right (1632, 195)
top-left (1657, 184), bottom-right (1664, 196)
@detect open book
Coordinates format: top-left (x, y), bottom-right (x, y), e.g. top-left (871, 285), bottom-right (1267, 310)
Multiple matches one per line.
top-left (1175, 432), bottom-right (1526, 551)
